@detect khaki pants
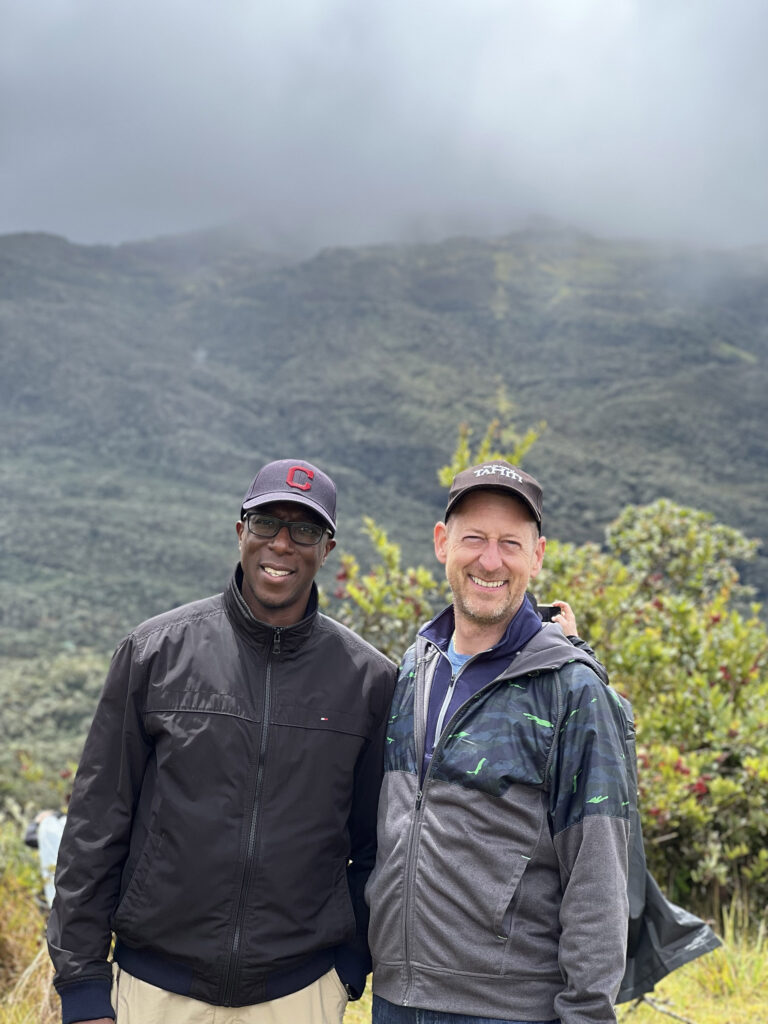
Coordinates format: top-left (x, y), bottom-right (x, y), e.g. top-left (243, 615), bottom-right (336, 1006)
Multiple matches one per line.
top-left (111, 965), bottom-right (349, 1024)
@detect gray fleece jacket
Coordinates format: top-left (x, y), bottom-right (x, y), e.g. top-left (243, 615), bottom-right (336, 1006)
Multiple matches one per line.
top-left (366, 619), bottom-right (631, 1024)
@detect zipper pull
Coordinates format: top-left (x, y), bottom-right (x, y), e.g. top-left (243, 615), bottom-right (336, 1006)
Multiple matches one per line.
top-left (415, 788), bottom-right (423, 809)
top-left (272, 628), bottom-right (282, 655)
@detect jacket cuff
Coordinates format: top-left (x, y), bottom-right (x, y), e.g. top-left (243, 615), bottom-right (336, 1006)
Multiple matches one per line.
top-left (58, 978), bottom-right (114, 1023)
top-left (334, 944), bottom-right (370, 1001)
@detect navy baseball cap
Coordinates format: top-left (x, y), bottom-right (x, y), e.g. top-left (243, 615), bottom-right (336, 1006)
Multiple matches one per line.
top-left (445, 460), bottom-right (543, 528)
top-left (241, 460), bottom-right (337, 534)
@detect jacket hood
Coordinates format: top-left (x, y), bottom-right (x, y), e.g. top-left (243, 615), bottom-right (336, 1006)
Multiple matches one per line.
top-left (502, 623), bottom-right (609, 683)
top-left (415, 613), bottom-right (608, 686)
top-left (417, 598), bottom-right (610, 688)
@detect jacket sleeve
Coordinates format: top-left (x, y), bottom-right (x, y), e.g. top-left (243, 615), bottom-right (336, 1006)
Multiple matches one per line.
top-left (335, 661), bottom-right (397, 1000)
top-left (47, 635), bottom-right (153, 1023)
top-left (548, 664), bottom-right (631, 1024)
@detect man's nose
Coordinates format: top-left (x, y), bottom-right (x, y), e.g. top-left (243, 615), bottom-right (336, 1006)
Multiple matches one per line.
top-left (478, 541), bottom-right (503, 572)
top-left (269, 524), bottom-right (295, 550)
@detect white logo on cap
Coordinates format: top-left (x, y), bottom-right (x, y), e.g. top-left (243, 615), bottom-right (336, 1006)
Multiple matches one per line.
top-left (473, 464), bottom-right (523, 482)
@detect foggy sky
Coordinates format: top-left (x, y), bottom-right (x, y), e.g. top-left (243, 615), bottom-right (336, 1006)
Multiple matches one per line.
top-left (2, 0), bottom-right (767, 250)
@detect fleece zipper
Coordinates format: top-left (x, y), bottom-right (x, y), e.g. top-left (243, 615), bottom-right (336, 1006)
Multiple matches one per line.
top-left (430, 647), bottom-right (488, 757)
top-left (399, 650), bottom-right (436, 1005)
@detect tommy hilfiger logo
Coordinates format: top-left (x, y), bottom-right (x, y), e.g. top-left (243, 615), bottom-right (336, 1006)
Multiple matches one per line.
top-left (286, 466), bottom-right (314, 491)
top-left (473, 464), bottom-right (523, 482)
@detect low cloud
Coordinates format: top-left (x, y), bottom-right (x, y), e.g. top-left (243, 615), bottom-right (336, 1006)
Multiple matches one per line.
top-left (2, 0), bottom-right (766, 249)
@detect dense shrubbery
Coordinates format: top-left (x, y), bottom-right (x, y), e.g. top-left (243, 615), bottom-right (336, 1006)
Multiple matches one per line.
top-left (0, 813), bottom-right (59, 1023)
top-left (329, 518), bottom-right (450, 661)
top-left (332, 498), bottom-right (768, 920)
top-left (0, 650), bottom-right (107, 808)
top-left (538, 501), bottom-right (767, 918)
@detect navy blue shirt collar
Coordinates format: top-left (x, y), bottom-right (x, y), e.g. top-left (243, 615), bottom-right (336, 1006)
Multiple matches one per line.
top-left (421, 593), bottom-right (542, 658)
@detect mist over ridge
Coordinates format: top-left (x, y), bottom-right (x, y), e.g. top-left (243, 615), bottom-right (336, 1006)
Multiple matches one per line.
top-left (3, 0), bottom-right (767, 250)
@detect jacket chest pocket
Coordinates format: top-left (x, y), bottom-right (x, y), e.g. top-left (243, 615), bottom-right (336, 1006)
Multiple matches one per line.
top-left (270, 705), bottom-right (371, 780)
top-left (271, 703), bottom-right (371, 739)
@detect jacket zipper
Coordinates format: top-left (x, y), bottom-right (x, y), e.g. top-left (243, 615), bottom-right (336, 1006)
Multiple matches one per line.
top-left (222, 626), bottom-right (282, 1004)
top-left (401, 642), bottom-right (522, 1004)
top-left (401, 650), bottom-right (439, 1005)
top-left (431, 648), bottom-right (485, 754)
top-left (401, 783), bottom-right (426, 1006)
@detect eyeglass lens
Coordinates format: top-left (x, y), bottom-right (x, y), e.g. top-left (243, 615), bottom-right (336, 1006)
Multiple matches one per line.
top-left (245, 513), bottom-right (324, 545)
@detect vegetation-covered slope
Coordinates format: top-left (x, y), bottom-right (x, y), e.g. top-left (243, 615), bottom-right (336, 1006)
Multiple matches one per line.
top-left (1, 225), bottom-right (766, 781)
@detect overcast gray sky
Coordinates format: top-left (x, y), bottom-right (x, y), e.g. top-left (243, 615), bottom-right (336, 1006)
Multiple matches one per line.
top-left (2, 0), bottom-right (767, 249)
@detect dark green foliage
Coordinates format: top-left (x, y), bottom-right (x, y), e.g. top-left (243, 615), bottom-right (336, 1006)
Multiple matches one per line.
top-left (536, 502), bottom-right (768, 919)
top-left (1, 225), bottom-right (767, 811)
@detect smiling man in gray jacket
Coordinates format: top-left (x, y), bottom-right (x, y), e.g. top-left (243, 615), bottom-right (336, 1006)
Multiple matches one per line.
top-left (366, 461), bottom-right (632, 1024)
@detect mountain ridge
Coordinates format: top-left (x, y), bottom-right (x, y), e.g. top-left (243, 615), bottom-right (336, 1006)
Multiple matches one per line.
top-left (1, 224), bottom-right (766, 665)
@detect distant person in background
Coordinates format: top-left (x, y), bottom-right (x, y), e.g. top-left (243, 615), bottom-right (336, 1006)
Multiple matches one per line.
top-left (48, 459), bottom-right (395, 1024)
top-left (24, 809), bottom-right (67, 908)
top-left (366, 460), bottom-right (632, 1024)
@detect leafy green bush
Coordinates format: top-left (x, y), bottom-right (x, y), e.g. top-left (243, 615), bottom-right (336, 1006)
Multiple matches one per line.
top-left (328, 518), bottom-right (449, 662)
top-left (534, 500), bottom-right (767, 918)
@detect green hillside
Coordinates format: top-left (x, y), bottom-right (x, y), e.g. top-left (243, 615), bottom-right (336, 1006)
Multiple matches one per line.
top-left (1, 224), bottom-right (766, 787)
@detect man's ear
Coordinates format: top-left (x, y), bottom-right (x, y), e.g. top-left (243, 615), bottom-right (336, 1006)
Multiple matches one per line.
top-left (236, 520), bottom-right (245, 542)
top-left (322, 537), bottom-right (337, 563)
top-left (529, 535), bottom-right (546, 580)
top-left (434, 521), bottom-right (448, 565)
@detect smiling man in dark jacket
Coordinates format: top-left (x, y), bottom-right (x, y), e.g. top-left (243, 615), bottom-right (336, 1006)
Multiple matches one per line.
top-left (48, 459), bottom-right (395, 1024)
top-left (366, 461), bottom-right (632, 1024)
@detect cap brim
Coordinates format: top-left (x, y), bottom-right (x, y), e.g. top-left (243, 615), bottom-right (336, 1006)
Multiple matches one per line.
top-left (445, 485), bottom-right (541, 525)
top-left (242, 492), bottom-right (336, 534)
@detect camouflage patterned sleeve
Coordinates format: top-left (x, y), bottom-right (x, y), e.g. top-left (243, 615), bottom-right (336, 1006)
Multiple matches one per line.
top-left (382, 645), bottom-right (420, 775)
top-left (549, 662), bottom-right (632, 1024)
top-left (549, 662), bottom-right (631, 833)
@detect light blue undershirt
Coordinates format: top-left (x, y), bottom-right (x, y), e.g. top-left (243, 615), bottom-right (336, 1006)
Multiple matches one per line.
top-left (446, 633), bottom-right (473, 676)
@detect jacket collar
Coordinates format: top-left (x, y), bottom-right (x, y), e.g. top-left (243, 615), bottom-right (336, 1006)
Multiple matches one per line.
top-left (223, 565), bottom-right (318, 653)
top-left (417, 604), bottom-right (607, 683)
top-left (420, 593), bottom-right (542, 660)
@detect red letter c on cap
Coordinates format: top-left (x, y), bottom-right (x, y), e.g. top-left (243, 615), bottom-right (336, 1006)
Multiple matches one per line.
top-left (286, 466), bottom-right (314, 491)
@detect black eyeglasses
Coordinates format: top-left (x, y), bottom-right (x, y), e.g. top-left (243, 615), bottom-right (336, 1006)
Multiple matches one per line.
top-left (243, 512), bottom-right (328, 547)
